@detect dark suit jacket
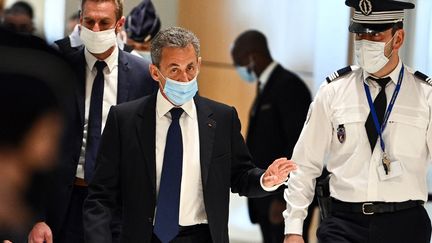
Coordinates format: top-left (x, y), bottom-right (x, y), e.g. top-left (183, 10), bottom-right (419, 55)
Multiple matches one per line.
top-left (247, 64), bottom-right (312, 222)
top-left (83, 94), bottom-right (276, 243)
top-left (45, 47), bottom-right (158, 238)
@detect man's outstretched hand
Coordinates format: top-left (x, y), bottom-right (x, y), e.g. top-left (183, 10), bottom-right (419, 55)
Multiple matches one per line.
top-left (263, 157), bottom-right (297, 187)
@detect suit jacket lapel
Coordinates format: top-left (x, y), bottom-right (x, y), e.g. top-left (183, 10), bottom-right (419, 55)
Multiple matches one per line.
top-left (117, 50), bottom-right (130, 103)
top-left (260, 64), bottom-right (280, 99)
top-left (136, 93), bottom-right (157, 191)
top-left (195, 96), bottom-right (216, 188)
top-left (248, 64), bottom-right (281, 136)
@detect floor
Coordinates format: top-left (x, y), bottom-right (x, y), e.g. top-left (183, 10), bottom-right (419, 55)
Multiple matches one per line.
top-left (228, 194), bottom-right (432, 243)
top-left (228, 193), bottom-right (319, 243)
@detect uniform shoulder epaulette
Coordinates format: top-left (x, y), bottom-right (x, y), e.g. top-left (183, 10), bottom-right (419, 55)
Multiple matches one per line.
top-left (414, 71), bottom-right (432, 86)
top-left (326, 66), bottom-right (353, 84)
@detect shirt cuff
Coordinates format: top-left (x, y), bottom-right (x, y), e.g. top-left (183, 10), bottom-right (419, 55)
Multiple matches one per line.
top-left (260, 173), bottom-right (285, 191)
top-left (284, 217), bottom-right (304, 235)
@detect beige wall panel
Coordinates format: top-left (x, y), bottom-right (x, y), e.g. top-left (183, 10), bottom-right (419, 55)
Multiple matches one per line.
top-left (178, 0), bottom-right (235, 64)
top-left (178, 0), bottom-right (257, 137)
top-left (198, 65), bottom-right (255, 136)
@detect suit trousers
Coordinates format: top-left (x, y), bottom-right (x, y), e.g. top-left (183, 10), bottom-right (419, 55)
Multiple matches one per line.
top-left (58, 185), bottom-right (87, 243)
top-left (317, 205), bottom-right (431, 243)
top-left (58, 185), bottom-right (122, 243)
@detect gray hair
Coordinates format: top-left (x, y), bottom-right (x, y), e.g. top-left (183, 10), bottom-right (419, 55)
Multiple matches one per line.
top-left (151, 26), bottom-right (200, 67)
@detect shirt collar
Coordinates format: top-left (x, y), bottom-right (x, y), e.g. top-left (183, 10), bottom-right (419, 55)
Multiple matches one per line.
top-left (156, 90), bottom-right (196, 120)
top-left (84, 44), bottom-right (119, 73)
top-left (258, 61), bottom-right (277, 90)
top-left (363, 58), bottom-right (403, 86)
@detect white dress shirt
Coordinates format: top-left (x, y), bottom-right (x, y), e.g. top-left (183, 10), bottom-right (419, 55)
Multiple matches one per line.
top-left (76, 47), bottom-right (119, 179)
top-left (155, 91), bottom-right (207, 226)
top-left (283, 60), bottom-right (432, 235)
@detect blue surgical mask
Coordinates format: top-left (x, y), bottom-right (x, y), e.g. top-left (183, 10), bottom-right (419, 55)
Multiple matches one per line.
top-left (158, 70), bottom-right (198, 106)
top-left (236, 65), bottom-right (257, 83)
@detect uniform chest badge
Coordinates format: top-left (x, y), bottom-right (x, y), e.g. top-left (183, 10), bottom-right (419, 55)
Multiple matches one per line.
top-left (337, 124), bottom-right (345, 143)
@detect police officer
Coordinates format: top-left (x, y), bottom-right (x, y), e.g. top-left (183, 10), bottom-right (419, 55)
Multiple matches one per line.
top-left (124, 0), bottom-right (161, 62)
top-left (283, 0), bottom-right (432, 243)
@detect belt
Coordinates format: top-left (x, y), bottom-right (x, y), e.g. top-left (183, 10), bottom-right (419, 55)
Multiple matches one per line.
top-left (74, 177), bottom-right (88, 187)
top-left (331, 198), bottom-right (423, 215)
top-left (178, 224), bottom-right (209, 235)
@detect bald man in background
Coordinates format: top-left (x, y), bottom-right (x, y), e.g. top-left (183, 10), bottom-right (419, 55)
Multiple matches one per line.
top-left (231, 30), bottom-right (313, 243)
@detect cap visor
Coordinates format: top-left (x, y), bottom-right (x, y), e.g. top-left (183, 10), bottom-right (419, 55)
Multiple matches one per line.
top-left (349, 22), bottom-right (395, 34)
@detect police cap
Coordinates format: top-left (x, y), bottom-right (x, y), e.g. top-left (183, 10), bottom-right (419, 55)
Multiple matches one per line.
top-left (345, 0), bottom-right (414, 33)
top-left (125, 0), bottom-right (161, 43)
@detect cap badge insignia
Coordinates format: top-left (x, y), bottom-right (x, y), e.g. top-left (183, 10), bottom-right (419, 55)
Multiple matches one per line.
top-left (359, 0), bottom-right (372, 16)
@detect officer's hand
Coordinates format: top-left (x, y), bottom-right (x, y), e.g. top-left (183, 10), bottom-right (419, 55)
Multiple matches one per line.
top-left (263, 157), bottom-right (297, 187)
top-left (284, 234), bottom-right (304, 243)
top-left (269, 199), bottom-right (285, 224)
top-left (28, 222), bottom-right (53, 243)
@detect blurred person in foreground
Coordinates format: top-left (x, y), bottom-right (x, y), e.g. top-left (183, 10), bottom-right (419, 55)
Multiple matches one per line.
top-left (283, 0), bottom-right (432, 243)
top-left (0, 0), bottom-right (4, 16)
top-left (0, 28), bottom-right (76, 242)
top-left (83, 26), bottom-right (297, 243)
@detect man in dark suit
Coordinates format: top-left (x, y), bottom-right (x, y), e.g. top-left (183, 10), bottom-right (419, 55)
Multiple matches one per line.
top-left (27, 0), bottom-right (157, 242)
top-left (231, 30), bottom-right (312, 243)
top-left (83, 26), bottom-right (297, 243)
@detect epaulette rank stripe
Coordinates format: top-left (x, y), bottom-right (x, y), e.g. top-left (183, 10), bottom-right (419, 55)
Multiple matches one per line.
top-left (414, 71), bottom-right (432, 86)
top-left (326, 66), bottom-right (353, 83)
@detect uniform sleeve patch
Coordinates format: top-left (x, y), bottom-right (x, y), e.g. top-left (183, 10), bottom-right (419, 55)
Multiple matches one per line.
top-left (326, 66), bottom-right (353, 83)
top-left (414, 71), bottom-right (432, 86)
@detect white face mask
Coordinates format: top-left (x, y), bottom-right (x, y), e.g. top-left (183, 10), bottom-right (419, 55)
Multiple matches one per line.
top-left (354, 34), bottom-right (395, 74)
top-left (80, 25), bottom-right (117, 54)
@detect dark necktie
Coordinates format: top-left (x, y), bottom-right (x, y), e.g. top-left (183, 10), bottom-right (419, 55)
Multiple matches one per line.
top-left (256, 81), bottom-right (261, 97)
top-left (365, 77), bottom-right (390, 150)
top-left (84, 61), bottom-right (106, 183)
top-left (154, 108), bottom-right (184, 243)
top-left (250, 81), bottom-right (261, 118)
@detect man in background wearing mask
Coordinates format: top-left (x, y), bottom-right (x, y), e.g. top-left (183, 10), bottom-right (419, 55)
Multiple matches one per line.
top-left (83, 26), bottom-right (297, 243)
top-left (28, 0), bottom-right (157, 242)
top-left (231, 30), bottom-right (312, 243)
top-left (284, 0), bottom-right (432, 243)
top-left (124, 0), bottom-right (161, 63)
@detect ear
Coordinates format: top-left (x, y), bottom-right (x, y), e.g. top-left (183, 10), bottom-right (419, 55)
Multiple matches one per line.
top-left (149, 64), bottom-right (160, 82)
top-left (197, 57), bottom-right (202, 72)
top-left (115, 16), bottom-right (125, 33)
top-left (393, 29), bottom-right (405, 50)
